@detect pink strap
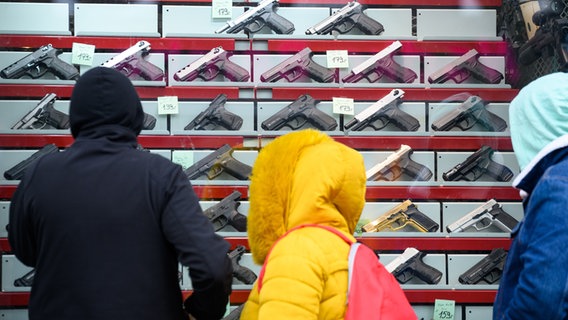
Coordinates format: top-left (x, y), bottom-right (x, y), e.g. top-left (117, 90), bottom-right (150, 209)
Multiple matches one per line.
top-left (257, 224), bottom-right (354, 292)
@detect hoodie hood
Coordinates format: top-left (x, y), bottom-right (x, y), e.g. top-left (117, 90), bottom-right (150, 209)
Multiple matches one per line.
top-left (509, 72), bottom-right (568, 170)
top-left (247, 129), bottom-right (367, 264)
top-left (69, 67), bottom-right (144, 138)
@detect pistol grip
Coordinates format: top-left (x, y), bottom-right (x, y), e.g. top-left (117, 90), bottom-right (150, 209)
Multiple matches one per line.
top-left (136, 59), bottom-right (165, 81)
top-left (356, 13), bottom-right (384, 35)
top-left (222, 61), bottom-right (250, 82)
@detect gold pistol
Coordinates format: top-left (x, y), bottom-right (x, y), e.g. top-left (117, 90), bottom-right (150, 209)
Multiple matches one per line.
top-left (362, 200), bottom-right (439, 233)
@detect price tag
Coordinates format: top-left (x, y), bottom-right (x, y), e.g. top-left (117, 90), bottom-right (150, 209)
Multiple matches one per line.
top-left (71, 42), bottom-right (95, 66)
top-left (212, 0), bottom-right (232, 19)
top-left (326, 50), bottom-right (349, 69)
top-left (157, 96), bottom-right (179, 115)
top-left (433, 299), bottom-right (455, 320)
top-left (332, 97), bottom-right (354, 115)
top-left (172, 151), bottom-right (194, 170)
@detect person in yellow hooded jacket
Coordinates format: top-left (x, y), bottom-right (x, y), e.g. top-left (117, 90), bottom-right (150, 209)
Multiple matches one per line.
top-left (241, 129), bottom-right (367, 319)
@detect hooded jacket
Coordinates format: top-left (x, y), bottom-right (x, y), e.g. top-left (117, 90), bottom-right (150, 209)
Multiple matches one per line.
top-left (241, 129), bottom-right (367, 320)
top-left (8, 67), bottom-right (232, 320)
top-left (493, 72), bottom-right (568, 319)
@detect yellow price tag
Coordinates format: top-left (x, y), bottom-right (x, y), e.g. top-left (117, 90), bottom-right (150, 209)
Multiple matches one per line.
top-left (172, 151), bottom-right (194, 170)
top-left (326, 50), bottom-right (349, 69)
top-left (157, 96), bottom-right (179, 115)
top-left (71, 43), bottom-right (95, 66)
top-left (433, 299), bottom-right (455, 320)
top-left (212, 0), bottom-right (232, 19)
top-left (332, 97), bottom-right (354, 115)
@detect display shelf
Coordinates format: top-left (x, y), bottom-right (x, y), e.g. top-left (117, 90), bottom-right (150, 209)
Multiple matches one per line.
top-left (0, 85), bottom-right (243, 100)
top-left (265, 87), bottom-right (519, 102)
top-left (0, 36), bottom-right (239, 52)
top-left (0, 287), bottom-right (499, 307)
top-left (263, 39), bottom-right (509, 55)
top-left (130, 0), bottom-right (502, 7)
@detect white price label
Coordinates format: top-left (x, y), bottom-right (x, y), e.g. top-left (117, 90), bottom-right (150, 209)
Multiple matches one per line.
top-left (71, 43), bottom-right (95, 66)
top-left (326, 50), bottom-right (349, 69)
top-left (157, 96), bottom-right (179, 115)
top-left (332, 97), bottom-right (354, 115)
top-left (212, 0), bottom-right (232, 18)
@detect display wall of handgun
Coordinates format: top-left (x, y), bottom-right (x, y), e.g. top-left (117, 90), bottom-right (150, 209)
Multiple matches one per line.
top-left (305, 1), bottom-right (384, 35)
top-left (0, 44), bottom-right (79, 80)
top-left (446, 199), bottom-right (519, 233)
top-left (361, 200), bottom-right (439, 233)
top-left (442, 146), bottom-right (514, 182)
top-left (344, 89), bottom-right (420, 132)
top-left (518, 7), bottom-right (568, 68)
top-left (427, 49), bottom-right (504, 84)
top-left (185, 94), bottom-right (243, 131)
top-left (4, 144), bottom-right (59, 180)
top-left (222, 304), bottom-right (245, 320)
top-left (260, 47), bottom-right (336, 83)
top-left (261, 94), bottom-right (337, 131)
top-left (459, 248), bottom-right (508, 285)
top-left (215, 0), bottom-right (295, 35)
top-left (14, 269), bottom-right (35, 287)
top-left (342, 41), bottom-right (417, 83)
top-left (174, 47), bottom-right (250, 82)
top-left (204, 191), bottom-right (248, 232)
top-left (366, 144), bottom-right (433, 182)
top-left (385, 248), bottom-right (443, 284)
top-left (228, 246), bottom-right (258, 285)
top-left (431, 95), bottom-right (508, 132)
top-left (183, 144), bottom-right (252, 180)
top-left (11, 93), bottom-right (70, 130)
top-left (101, 40), bottom-right (165, 81)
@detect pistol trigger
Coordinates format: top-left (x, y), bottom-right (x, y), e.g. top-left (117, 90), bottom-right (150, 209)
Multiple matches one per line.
top-left (473, 218), bottom-right (492, 231)
top-left (289, 117), bottom-right (308, 130)
top-left (206, 166), bottom-right (223, 180)
top-left (369, 117), bottom-right (389, 131)
top-left (201, 67), bottom-right (220, 81)
top-left (28, 65), bottom-right (48, 79)
top-left (335, 20), bottom-right (355, 34)
top-left (244, 20), bottom-right (265, 34)
top-left (457, 118), bottom-right (476, 130)
top-left (452, 69), bottom-right (471, 84)
top-left (365, 71), bottom-right (383, 83)
top-left (283, 68), bottom-right (302, 82)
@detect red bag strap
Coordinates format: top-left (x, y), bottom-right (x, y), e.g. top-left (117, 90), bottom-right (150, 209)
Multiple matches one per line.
top-left (257, 224), bottom-right (354, 292)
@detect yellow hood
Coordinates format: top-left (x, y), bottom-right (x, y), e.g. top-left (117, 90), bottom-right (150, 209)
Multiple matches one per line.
top-left (247, 129), bottom-right (367, 264)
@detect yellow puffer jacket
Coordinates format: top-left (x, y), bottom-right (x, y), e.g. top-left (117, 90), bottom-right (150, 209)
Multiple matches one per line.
top-left (241, 129), bottom-right (367, 320)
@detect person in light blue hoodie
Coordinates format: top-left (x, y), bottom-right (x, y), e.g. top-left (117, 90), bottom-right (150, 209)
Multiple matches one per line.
top-left (493, 71), bottom-right (568, 320)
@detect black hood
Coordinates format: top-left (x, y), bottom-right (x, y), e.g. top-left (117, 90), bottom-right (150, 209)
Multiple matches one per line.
top-left (69, 67), bottom-right (144, 138)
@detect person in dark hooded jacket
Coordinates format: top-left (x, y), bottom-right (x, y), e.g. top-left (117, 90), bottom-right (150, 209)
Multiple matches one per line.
top-left (8, 67), bottom-right (232, 320)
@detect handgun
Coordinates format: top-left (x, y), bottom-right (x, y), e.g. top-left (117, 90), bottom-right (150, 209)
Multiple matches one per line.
top-left (215, 0), bottom-right (295, 35)
top-left (11, 93), bottom-right (70, 130)
top-left (204, 191), bottom-right (248, 232)
top-left (442, 145), bottom-right (514, 182)
top-left (385, 247), bottom-right (443, 284)
top-left (14, 269), bottom-right (35, 287)
top-left (344, 89), bottom-right (420, 132)
top-left (261, 94), bottom-right (337, 131)
top-left (184, 94), bottom-right (243, 131)
top-left (4, 144), bottom-right (59, 180)
top-left (0, 44), bottom-right (79, 80)
top-left (446, 199), bottom-right (519, 233)
top-left (143, 112), bottom-right (157, 130)
top-left (305, 1), bottom-right (384, 35)
top-left (366, 144), bottom-right (432, 182)
top-left (101, 40), bottom-right (165, 81)
top-left (174, 47), bottom-right (250, 82)
top-left (361, 200), bottom-right (439, 233)
top-left (342, 41), bottom-right (417, 83)
top-left (223, 304), bottom-right (245, 320)
top-left (228, 246), bottom-right (258, 285)
top-left (183, 144), bottom-right (252, 180)
top-left (431, 95), bottom-right (507, 132)
top-left (458, 248), bottom-right (508, 284)
top-left (260, 47), bottom-right (336, 83)
top-left (427, 49), bottom-right (504, 84)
